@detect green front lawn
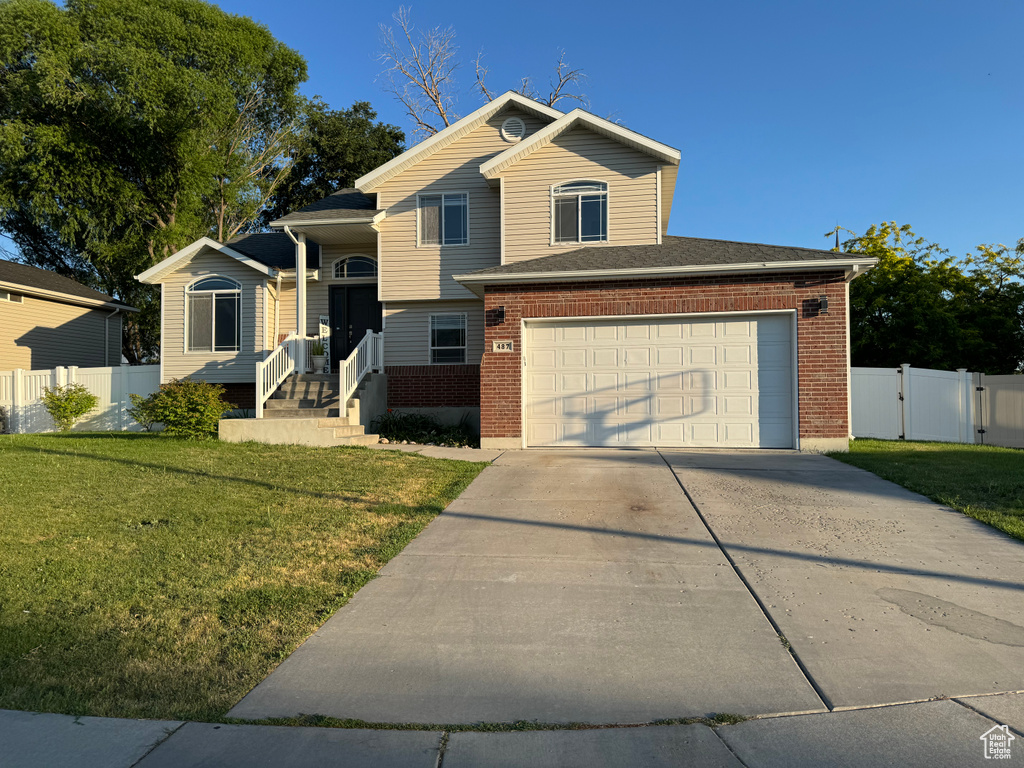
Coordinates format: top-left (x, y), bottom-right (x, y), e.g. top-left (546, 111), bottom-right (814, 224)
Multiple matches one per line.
top-left (0, 434), bottom-right (486, 721)
top-left (830, 439), bottom-right (1024, 542)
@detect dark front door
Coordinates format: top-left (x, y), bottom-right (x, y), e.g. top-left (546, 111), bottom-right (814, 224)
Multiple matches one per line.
top-left (329, 285), bottom-right (383, 370)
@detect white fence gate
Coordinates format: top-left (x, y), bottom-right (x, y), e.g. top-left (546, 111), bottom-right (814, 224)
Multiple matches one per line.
top-left (851, 365), bottom-right (975, 443)
top-left (0, 365), bottom-right (160, 434)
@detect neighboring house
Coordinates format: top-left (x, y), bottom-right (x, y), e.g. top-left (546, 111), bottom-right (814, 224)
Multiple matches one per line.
top-left (0, 259), bottom-right (135, 371)
top-left (137, 91), bottom-right (876, 450)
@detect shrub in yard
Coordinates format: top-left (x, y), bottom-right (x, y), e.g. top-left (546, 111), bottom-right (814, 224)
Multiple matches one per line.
top-left (0, 405), bottom-right (8, 434)
top-left (371, 410), bottom-right (477, 447)
top-left (149, 378), bottom-right (230, 439)
top-left (126, 392), bottom-right (161, 431)
top-left (41, 383), bottom-right (98, 432)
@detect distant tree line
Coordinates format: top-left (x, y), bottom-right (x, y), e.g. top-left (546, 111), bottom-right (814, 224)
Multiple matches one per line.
top-left (833, 223), bottom-right (1024, 374)
top-left (0, 0), bottom-right (405, 362)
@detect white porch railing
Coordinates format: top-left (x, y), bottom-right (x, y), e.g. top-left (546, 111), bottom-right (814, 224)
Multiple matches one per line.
top-left (257, 334), bottom-right (304, 419)
top-left (339, 330), bottom-right (383, 417)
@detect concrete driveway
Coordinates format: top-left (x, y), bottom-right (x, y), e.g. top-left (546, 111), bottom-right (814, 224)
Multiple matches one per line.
top-left (228, 449), bottom-right (1024, 725)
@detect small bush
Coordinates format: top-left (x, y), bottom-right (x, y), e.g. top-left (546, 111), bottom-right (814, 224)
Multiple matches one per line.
top-left (371, 410), bottom-right (477, 447)
top-left (41, 383), bottom-right (98, 432)
top-left (148, 378), bottom-right (230, 439)
top-left (0, 405), bottom-right (9, 434)
top-left (127, 392), bottom-right (161, 431)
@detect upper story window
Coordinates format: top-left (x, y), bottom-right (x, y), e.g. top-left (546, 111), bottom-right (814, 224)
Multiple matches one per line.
top-left (0, 290), bottom-right (23, 303)
top-left (419, 192), bottom-right (468, 246)
top-left (332, 256), bottom-right (378, 279)
top-left (553, 181), bottom-right (608, 244)
top-left (187, 276), bottom-right (240, 353)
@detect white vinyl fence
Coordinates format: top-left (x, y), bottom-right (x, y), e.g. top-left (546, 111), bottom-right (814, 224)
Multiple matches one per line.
top-left (0, 364), bottom-right (160, 434)
top-left (851, 364), bottom-right (975, 443)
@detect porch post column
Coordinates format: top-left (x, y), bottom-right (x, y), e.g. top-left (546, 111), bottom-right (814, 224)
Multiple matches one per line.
top-left (295, 231), bottom-right (307, 372)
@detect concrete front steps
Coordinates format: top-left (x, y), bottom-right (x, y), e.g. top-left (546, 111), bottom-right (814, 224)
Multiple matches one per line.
top-left (219, 373), bottom-right (385, 447)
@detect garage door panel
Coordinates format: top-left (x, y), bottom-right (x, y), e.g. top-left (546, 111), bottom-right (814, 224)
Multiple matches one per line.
top-left (525, 315), bottom-right (794, 448)
top-left (721, 370), bottom-right (753, 390)
top-left (689, 346), bottom-right (716, 364)
top-left (560, 348), bottom-right (588, 367)
top-left (722, 345), bottom-right (752, 364)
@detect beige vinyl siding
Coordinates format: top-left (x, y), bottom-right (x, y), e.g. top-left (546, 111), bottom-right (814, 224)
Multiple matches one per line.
top-left (500, 127), bottom-right (661, 263)
top-left (276, 244), bottom-right (378, 338)
top-left (160, 249), bottom-right (265, 384)
top-left (383, 300), bottom-right (484, 365)
top-left (0, 294), bottom-right (117, 370)
top-left (376, 109), bottom-right (548, 302)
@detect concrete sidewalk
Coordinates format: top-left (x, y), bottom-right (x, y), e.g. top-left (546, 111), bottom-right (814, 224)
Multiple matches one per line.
top-left (3, 695), bottom-right (1022, 767)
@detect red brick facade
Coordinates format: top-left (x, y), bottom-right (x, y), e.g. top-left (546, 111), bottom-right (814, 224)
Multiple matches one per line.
top-left (386, 364), bottom-right (481, 408)
top-left (221, 383), bottom-right (256, 410)
top-left (480, 271), bottom-right (849, 444)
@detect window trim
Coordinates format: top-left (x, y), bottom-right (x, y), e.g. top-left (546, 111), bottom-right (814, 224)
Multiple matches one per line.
top-left (417, 191), bottom-right (471, 248)
top-left (329, 254), bottom-right (378, 283)
top-left (428, 312), bottom-right (468, 365)
top-left (0, 290), bottom-right (24, 304)
top-left (550, 179), bottom-right (610, 246)
top-left (184, 275), bottom-right (242, 355)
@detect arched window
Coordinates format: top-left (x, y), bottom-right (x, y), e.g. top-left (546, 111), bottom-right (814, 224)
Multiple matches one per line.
top-left (552, 181), bottom-right (608, 243)
top-left (187, 276), bottom-right (241, 352)
top-left (332, 256), bottom-right (378, 280)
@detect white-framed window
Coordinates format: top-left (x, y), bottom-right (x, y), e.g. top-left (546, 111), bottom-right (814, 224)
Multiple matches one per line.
top-left (430, 313), bottom-right (467, 364)
top-left (552, 180), bottom-right (608, 243)
top-left (0, 290), bottom-right (24, 303)
top-left (419, 192), bottom-right (469, 246)
top-left (186, 276), bottom-right (241, 353)
top-left (332, 255), bottom-right (378, 280)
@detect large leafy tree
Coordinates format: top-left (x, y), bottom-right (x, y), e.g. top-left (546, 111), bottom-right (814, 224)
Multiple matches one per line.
top-left (0, 0), bottom-right (307, 362)
top-left (838, 223), bottom-right (1024, 373)
top-left (263, 101), bottom-right (405, 225)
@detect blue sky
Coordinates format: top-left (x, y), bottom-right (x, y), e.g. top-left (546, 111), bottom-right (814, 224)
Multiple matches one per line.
top-left (7, 0), bottom-right (1023, 260)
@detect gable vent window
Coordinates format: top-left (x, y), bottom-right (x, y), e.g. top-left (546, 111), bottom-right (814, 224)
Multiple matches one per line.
top-left (0, 290), bottom-right (23, 303)
top-left (419, 193), bottom-right (469, 246)
top-left (553, 181), bottom-right (608, 243)
top-left (500, 116), bottom-right (526, 143)
top-left (187, 276), bottom-right (241, 353)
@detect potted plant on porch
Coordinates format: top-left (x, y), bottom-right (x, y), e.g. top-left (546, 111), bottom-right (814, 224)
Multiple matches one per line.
top-left (309, 340), bottom-right (327, 374)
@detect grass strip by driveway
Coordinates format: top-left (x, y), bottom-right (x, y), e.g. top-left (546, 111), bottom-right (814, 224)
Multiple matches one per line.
top-left (0, 433), bottom-right (486, 722)
top-left (829, 439), bottom-right (1024, 542)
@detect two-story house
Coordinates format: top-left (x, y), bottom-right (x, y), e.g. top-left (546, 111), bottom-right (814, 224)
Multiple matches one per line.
top-left (137, 92), bottom-right (875, 451)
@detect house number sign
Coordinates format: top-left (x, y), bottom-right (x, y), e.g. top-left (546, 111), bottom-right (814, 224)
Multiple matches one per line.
top-left (492, 340), bottom-right (514, 352)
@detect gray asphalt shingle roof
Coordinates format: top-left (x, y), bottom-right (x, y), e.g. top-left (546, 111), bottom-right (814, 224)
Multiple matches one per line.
top-left (0, 259), bottom-right (131, 306)
top-left (273, 189), bottom-right (381, 224)
top-left (226, 232), bottom-right (320, 271)
top-left (464, 236), bottom-right (859, 278)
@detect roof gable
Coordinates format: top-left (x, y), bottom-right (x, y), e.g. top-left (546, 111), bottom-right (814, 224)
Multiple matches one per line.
top-left (0, 259), bottom-right (136, 310)
top-left (354, 92), bottom-right (564, 192)
top-left (136, 237), bottom-right (276, 284)
top-left (480, 109), bottom-right (681, 180)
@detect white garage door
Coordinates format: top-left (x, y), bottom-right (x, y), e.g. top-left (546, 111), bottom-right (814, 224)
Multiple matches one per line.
top-left (525, 314), bottom-right (794, 448)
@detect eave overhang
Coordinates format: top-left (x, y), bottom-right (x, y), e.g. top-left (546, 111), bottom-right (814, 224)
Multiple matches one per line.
top-left (453, 257), bottom-right (878, 298)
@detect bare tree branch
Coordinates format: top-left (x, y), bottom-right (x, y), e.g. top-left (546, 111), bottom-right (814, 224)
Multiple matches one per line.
top-left (377, 6), bottom-right (459, 137)
top-left (473, 49), bottom-right (495, 102)
top-left (544, 49), bottom-right (587, 108)
top-left (379, 10), bottom-right (589, 134)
